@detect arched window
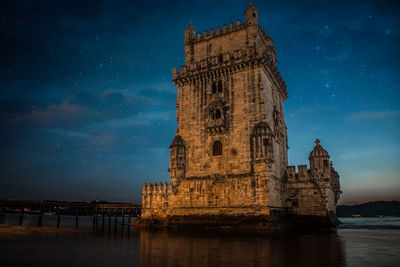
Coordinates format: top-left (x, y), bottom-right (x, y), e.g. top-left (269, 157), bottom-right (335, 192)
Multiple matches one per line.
top-left (215, 109), bottom-right (221, 119)
top-left (212, 82), bottom-right (217, 94)
top-left (218, 81), bottom-right (223, 92)
top-left (213, 141), bottom-right (222, 156)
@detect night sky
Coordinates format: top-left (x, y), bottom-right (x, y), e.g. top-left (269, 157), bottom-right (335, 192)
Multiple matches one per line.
top-left (1, 0), bottom-right (399, 204)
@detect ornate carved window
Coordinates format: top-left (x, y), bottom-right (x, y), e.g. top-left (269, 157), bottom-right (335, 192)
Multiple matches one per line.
top-left (205, 98), bottom-right (226, 135)
top-left (213, 141), bottom-right (222, 156)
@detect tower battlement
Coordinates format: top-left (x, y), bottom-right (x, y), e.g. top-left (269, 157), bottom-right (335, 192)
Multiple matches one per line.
top-left (142, 182), bottom-right (172, 193)
top-left (190, 19), bottom-right (245, 42)
top-left (287, 165), bottom-right (310, 181)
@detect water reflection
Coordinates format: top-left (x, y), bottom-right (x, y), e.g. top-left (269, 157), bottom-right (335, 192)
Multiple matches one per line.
top-left (2, 217), bottom-right (399, 266)
top-left (138, 229), bottom-right (346, 267)
top-left (0, 214), bottom-right (346, 266)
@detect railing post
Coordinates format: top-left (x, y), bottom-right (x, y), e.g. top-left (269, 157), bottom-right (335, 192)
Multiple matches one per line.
top-left (75, 207), bottom-right (79, 229)
top-left (127, 208), bottom-right (131, 237)
top-left (108, 210), bottom-right (111, 230)
top-left (92, 207), bottom-right (97, 229)
top-left (0, 208), bottom-right (4, 224)
top-left (57, 207), bottom-right (61, 228)
top-left (38, 204), bottom-right (43, 227)
top-left (96, 207), bottom-right (99, 229)
top-left (18, 207), bottom-right (24, 226)
top-left (114, 208), bottom-right (118, 227)
top-left (101, 205), bottom-right (105, 231)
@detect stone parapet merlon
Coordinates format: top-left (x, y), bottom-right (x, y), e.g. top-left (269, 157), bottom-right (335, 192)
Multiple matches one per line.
top-left (286, 164), bottom-right (338, 185)
top-left (194, 19), bottom-right (245, 43)
top-left (142, 182), bottom-right (172, 195)
top-left (287, 165), bottom-right (311, 181)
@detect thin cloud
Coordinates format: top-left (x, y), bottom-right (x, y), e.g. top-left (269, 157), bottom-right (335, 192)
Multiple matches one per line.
top-left (4, 90), bottom-right (160, 128)
top-left (8, 99), bottom-right (83, 126)
top-left (44, 128), bottom-right (92, 139)
top-left (100, 110), bottom-right (175, 128)
top-left (348, 110), bottom-right (400, 120)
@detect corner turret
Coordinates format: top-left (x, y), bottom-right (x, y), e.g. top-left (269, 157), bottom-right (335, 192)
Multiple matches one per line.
top-left (184, 22), bottom-right (196, 64)
top-left (184, 22), bottom-right (195, 44)
top-left (245, 1), bottom-right (259, 25)
top-left (309, 139), bottom-right (331, 179)
top-left (168, 135), bottom-right (186, 185)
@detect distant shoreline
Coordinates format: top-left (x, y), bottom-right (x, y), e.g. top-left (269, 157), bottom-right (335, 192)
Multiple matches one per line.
top-left (337, 201), bottom-right (400, 217)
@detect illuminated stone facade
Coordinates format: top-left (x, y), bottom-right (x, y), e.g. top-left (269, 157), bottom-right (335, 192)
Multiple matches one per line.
top-left (139, 2), bottom-right (341, 227)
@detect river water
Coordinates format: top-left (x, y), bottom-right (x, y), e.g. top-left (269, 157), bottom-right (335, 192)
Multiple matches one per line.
top-left (0, 215), bottom-right (399, 266)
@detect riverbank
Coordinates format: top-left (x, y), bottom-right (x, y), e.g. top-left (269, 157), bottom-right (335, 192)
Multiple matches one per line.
top-left (0, 224), bottom-right (76, 238)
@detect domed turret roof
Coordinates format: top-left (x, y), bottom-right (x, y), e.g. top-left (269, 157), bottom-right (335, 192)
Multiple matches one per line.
top-left (309, 139), bottom-right (329, 158)
top-left (252, 122), bottom-right (272, 136)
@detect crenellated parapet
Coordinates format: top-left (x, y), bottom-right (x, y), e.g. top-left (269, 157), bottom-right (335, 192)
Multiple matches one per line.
top-left (286, 163), bottom-right (339, 186)
top-left (185, 16), bottom-right (266, 45)
top-left (193, 20), bottom-right (245, 43)
top-left (182, 1), bottom-right (266, 46)
top-left (287, 165), bottom-right (311, 181)
top-left (141, 181), bottom-right (173, 215)
top-left (142, 182), bottom-right (172, 194)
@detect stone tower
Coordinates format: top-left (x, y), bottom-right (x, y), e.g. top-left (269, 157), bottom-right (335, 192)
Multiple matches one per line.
top-left (171, 0), bottom-right (288, 204)
top-left (138, 2), bottom-right (341, 228)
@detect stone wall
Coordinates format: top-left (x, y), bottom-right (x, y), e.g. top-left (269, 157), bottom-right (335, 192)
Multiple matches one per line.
top-left (142, 175), bottom-right (272, 219)
top-left (284, 164), bottom-right (340, 217)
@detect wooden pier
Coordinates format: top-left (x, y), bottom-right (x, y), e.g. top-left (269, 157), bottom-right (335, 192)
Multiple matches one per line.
top-left (0, 200), bottom-right (141, 229)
